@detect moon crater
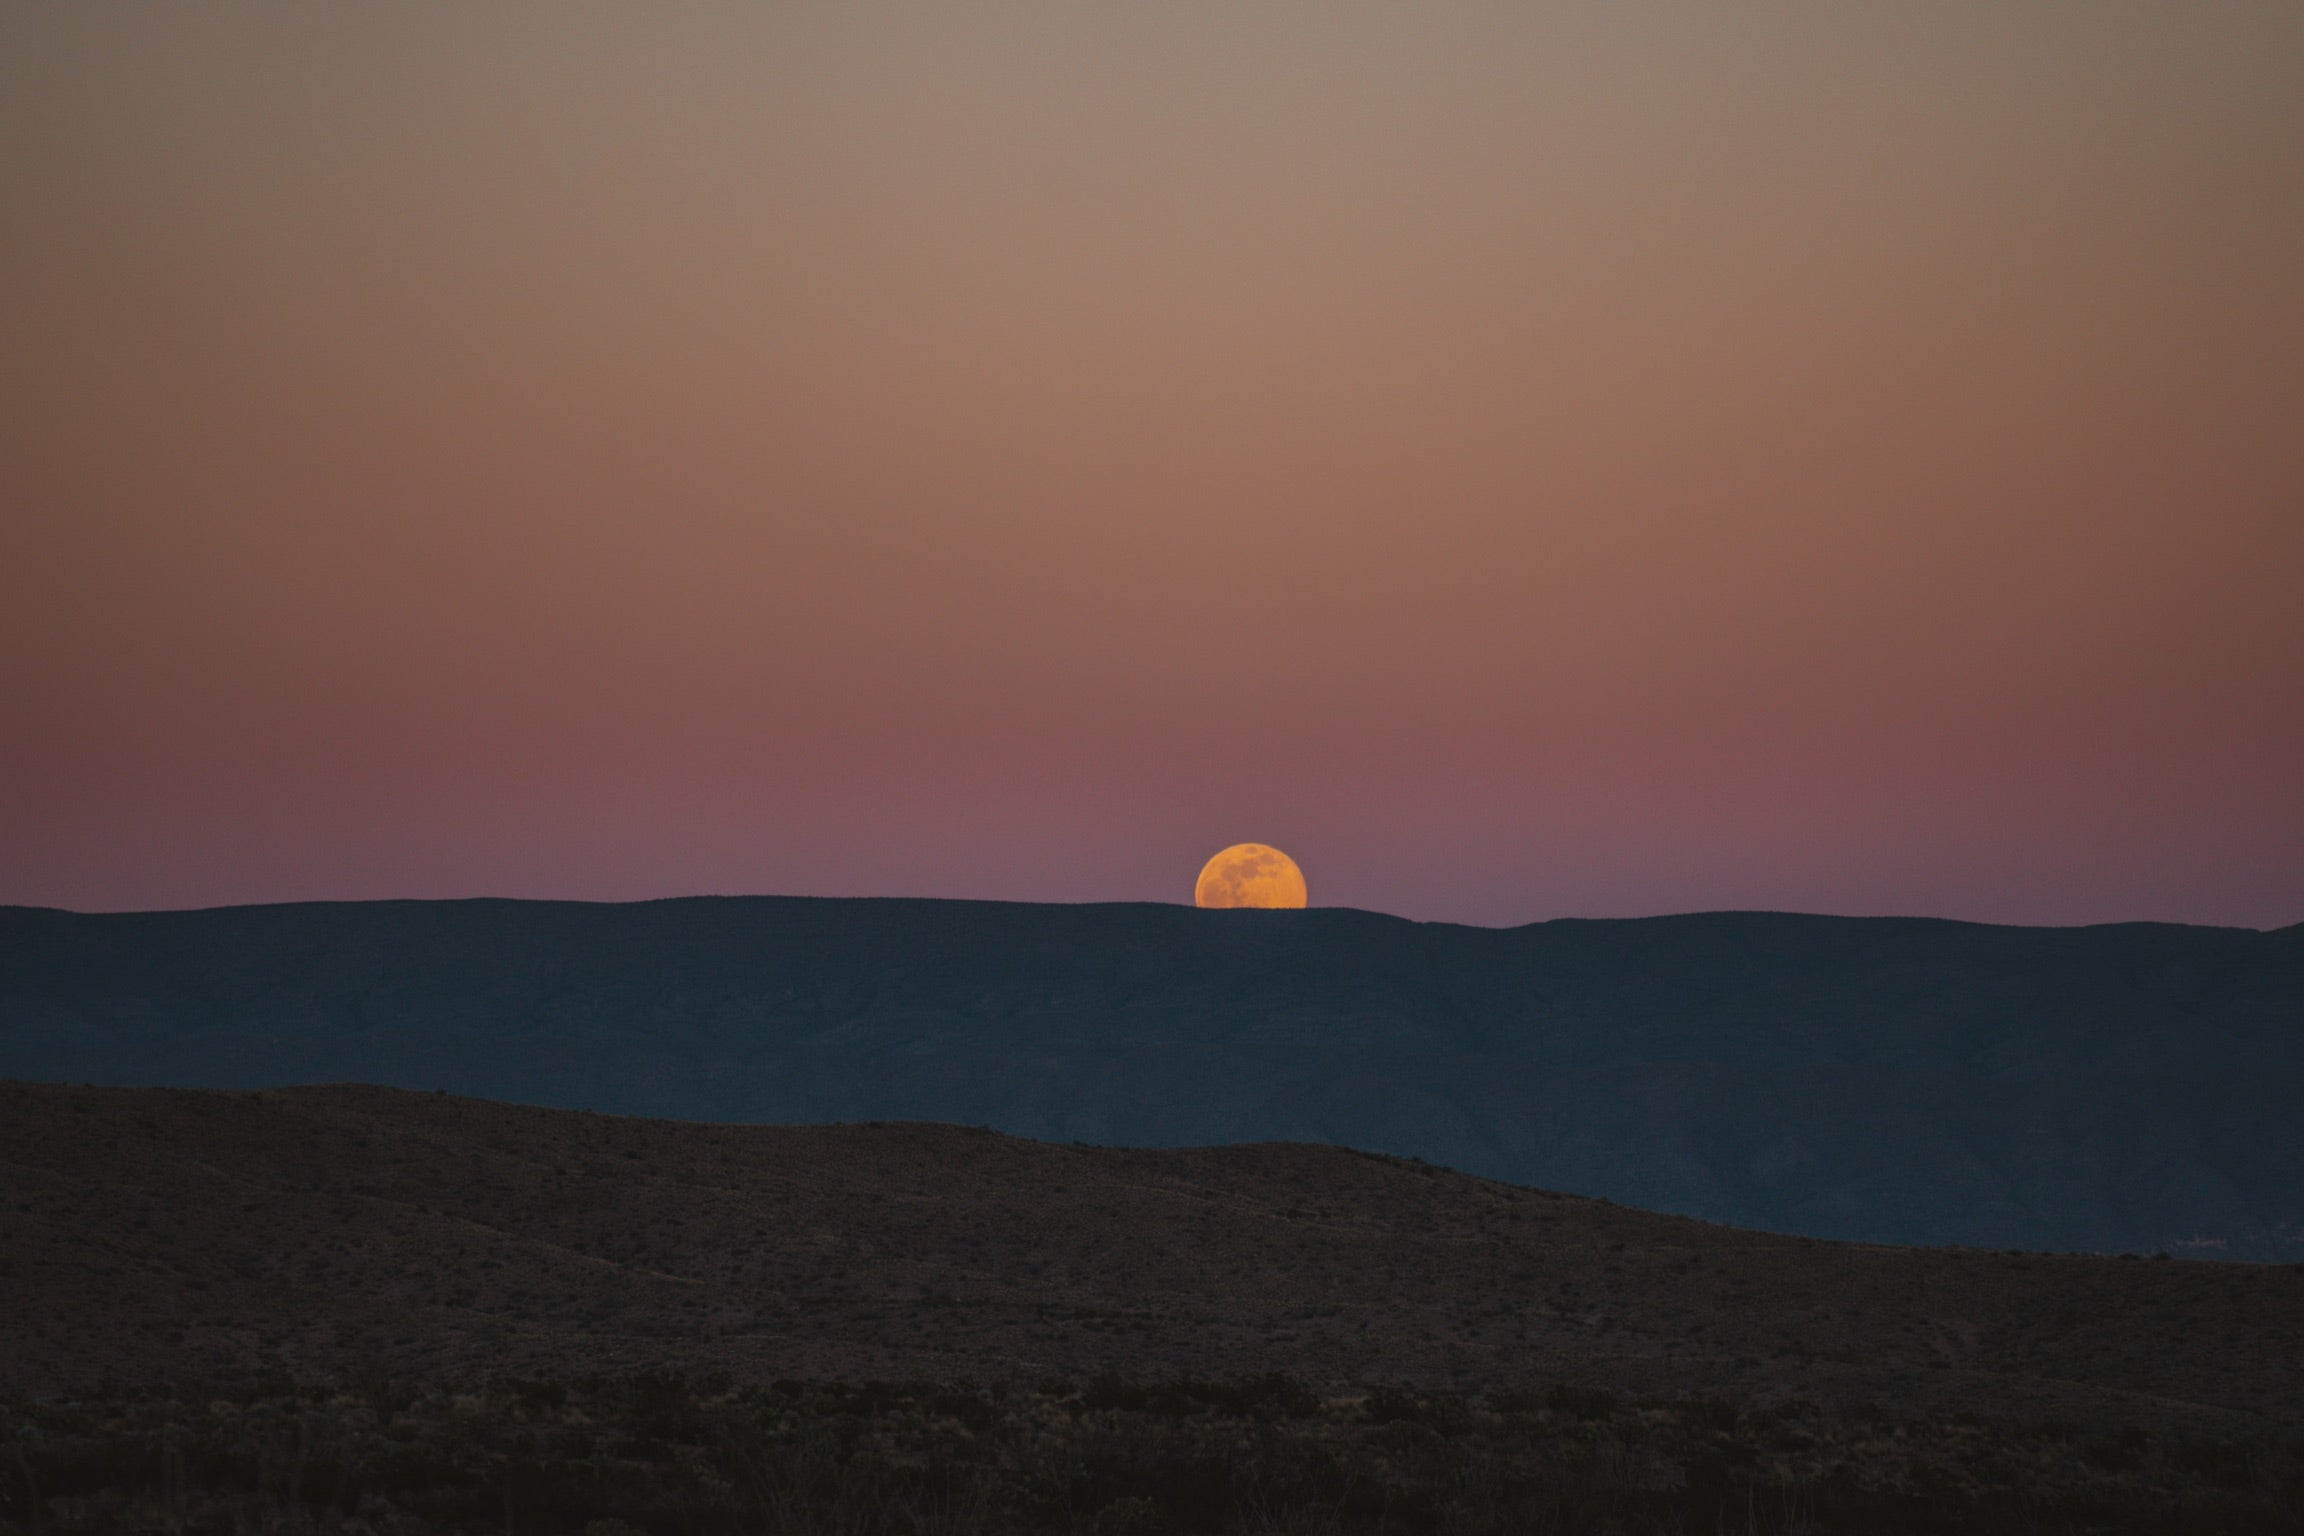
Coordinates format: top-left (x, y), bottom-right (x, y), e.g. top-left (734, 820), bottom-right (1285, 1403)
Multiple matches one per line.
top-left (1194, 844), bottom-right (1308, 909)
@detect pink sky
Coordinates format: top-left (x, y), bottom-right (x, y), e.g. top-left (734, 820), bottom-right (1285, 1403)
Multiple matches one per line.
top-left (4, 5), bottom-right (2300, 926)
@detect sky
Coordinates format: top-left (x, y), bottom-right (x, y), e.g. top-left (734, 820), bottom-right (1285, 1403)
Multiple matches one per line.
top-left (3, 4), bottom-right (2300, 928)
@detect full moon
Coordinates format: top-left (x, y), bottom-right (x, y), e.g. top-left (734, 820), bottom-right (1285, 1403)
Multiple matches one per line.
top-left (1193, 843), bottom-right (1309, 909)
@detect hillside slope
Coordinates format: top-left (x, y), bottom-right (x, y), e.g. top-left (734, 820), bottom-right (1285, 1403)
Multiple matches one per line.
top-left (5, 1080), bottom-right (2302, 1431)
top-left (4, 898), bottom-right (2301, 1254)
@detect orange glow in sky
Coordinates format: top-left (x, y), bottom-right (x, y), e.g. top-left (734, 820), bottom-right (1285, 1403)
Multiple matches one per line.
top-left (2, 6), bottom-right (2299, 925)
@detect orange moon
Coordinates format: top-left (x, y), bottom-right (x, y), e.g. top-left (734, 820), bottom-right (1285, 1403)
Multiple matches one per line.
top-left (1193, 843), bottom-right (1308, 909)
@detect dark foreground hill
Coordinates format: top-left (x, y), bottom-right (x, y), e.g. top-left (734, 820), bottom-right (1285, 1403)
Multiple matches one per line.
top-left (8, 1083), bottom-right (2304, 1534)
top-left (6, 1082), bottom-right (2304, 1534)
top-left (6, 1080), bottom-right (2302, 1418)
top-left (4, 897), bottom-right (2303, 1256)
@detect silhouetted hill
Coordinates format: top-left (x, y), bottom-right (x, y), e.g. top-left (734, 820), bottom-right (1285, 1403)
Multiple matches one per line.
top-left (7, 1080), bottom-right (2302, 1431)
top-left (18, 1084), bottom-right (2304, 1533)
top-left (4, 898), bottom-right (2301, 1255)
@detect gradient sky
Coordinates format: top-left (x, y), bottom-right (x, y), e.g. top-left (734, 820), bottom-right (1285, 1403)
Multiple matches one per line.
top-left (4, 4), bottom-right (2300, 927)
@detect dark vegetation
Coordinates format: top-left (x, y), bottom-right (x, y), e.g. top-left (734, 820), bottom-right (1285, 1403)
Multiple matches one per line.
top-left (8, 1082), bottom-right (2304, 1425)
top-left (6, 1083), bottom-right (2304, 1528)
top-left (6, 897), bottom-right (2303, 1255)
top-left (7, 1374), bottom-right (2301, 1534)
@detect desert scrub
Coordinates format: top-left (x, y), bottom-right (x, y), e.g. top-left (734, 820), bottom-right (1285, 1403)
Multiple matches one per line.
top-left (0, 1375), bottom-right (2298, 1534)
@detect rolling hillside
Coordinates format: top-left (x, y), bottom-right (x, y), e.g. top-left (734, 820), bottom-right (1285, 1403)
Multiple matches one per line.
top-left (12, 1080), bottom-right (2304, 1532)
top-left (6, 1079), bottom-right (2302, 1423)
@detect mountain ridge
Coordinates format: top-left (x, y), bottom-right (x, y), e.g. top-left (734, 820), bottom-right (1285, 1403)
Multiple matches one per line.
top-left (5, 896), bottom-right (2300, 1257)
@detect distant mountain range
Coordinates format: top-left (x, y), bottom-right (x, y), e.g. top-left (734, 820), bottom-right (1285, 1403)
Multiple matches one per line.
top-left (3, 898), bottom-right (2299, 1258)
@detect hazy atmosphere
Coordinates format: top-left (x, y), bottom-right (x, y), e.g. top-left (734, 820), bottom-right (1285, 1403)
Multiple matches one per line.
top-left (6, 4), bottom-right (2300, 925)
